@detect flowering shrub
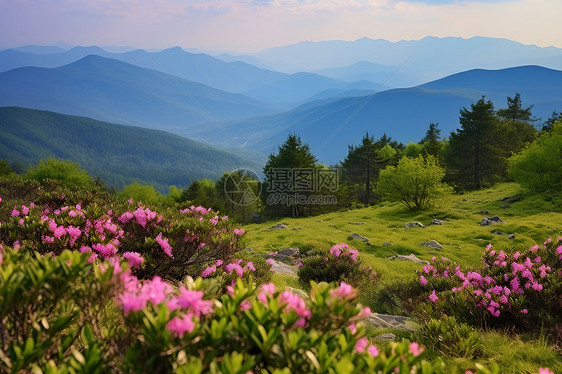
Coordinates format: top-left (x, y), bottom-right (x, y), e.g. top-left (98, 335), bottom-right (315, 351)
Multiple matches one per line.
top-left (120, 277), bottom-right (453, 373)
top-left (199, 251), bottom-right (271, 295)
top-left (297, 243), bottom-right (378, 290)
top-left (415, 238), bottom-right (562, 335)
top-left (0, 180), bottom-right (246, 281)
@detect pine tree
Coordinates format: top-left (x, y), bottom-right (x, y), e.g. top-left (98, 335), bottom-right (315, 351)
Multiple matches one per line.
top-left (420, 123), bottom-right (443, 158)
top-left (445, 96), bottom-right (501, 190)
top-left (262, 134), bottom-right (318, 217)
top-left (497, 93), bottom-right (534, 123)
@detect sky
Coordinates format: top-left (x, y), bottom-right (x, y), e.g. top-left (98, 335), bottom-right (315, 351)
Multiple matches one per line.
top-left (1, 0), bottom-right (561, 53)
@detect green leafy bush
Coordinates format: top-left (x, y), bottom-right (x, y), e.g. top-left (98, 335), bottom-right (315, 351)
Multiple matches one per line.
top-left (377, 155), bottom-right (451, 210)
top-left (297, 243), bottom-right (378, 290)
top-left (0, 248), bottom-right (121, 373)
top-left (508, 120), bottom-right (562, 192)
top-left (413, 316), bottom-right (482, 359)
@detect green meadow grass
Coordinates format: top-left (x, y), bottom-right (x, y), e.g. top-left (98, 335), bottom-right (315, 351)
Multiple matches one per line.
top-left (244, 183), bottom-right (562, 284)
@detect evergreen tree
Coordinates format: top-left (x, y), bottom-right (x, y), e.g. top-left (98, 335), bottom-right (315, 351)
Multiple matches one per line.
top-left (340, 133), bottom-right (400, 205)
top-left (445, 97), bottom-right (501, 190)
top-left (420, 123), bottom-right (443, 159)
top-left (262, 134), bottom-right (318, 217)
top-left (542, 111), bottom-right (562, 132)
top-left (497, 93), bottom-right (534, 123)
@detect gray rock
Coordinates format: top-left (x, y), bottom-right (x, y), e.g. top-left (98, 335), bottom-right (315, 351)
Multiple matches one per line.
top-left (278, 247), bottom-right (300, 257)
top-left (366, 313), bottom-right (419, 332)
top-left (387, 254), bottom-right (429, 264)
top-left (420, 240), bottom-right (444, 249)
top-left (268, 259), bottom-right (298, 276)
top-left (349, 222), bottom-right (366, 225)
top-left (382, 242), bottom-right (394, 246)
top-left (492, 231), bottom-right (516, 239)
top-left (328, 224), bottom-right (337, 227)
top-left (374, 333), bottom-right (397, 341)
top-left (480, 218), bottom-right (492, 226)
top-left (271, 223), bottom-right (288, 229)
top-left (489, 216), bottom-right (503, 223)
top-left (250, 214), bottom-right (262, 223)
top-left (480, 210), bottom-right (490, 215)
top-left (305, 250), bottom-right (315, 256)
top-left (348, 233), bottom-right (370, 242)
top-left (500, 203), bottom-right (509, 209)
top-left (507, 234), bottom-right (516, 239)
top-left (492, 231), bottom-right (505, 236)
top-left (431, 219), bottom-right (444, 225)
top-left (405, 222), bottom-right (425, 229)
top-left (499, 196), bottom-right (522, 203)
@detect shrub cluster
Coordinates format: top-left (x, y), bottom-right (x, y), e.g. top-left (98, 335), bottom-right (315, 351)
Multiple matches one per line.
top-left (297, 243), bottom-right (378, 290)
top-left (414, 239), bottom-right (562, 336)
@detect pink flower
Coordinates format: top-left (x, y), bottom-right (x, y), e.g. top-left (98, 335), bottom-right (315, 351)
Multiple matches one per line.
top-left (11, 209), bottom-right (20, 217)
top-left (120, 291), bottom-right (147, 315)
top-left (167, 313), bottom-right (195, 338)
top-left (128, 198), bottom-right (134, 204)
top-left (330, 281), bottom-right (357, 300)
top-left (420, 275), bottom-right (428, 286)
top-left (367, 344), bottom-right (379, 357)
top-left (18, 218), bottom-right (24, 226)
top-left (258, 283), bottom-right (276, 304)
top-left (539, 368), bottom-right (554, 374)
top-left (409, 342), bottom-right (424, 357)
top-left (201, 265), bottom-right (216, 278)
top-left (155, 233), bottom-right (173, 258)
top-left (349, 249), bottom-right (359, 261)
top-left (21, 205), bottom-right (29, 215)
top-left (330, 245), bottom-right (341, 257)
top-left (428, 290), bottom-right (438, 303)
top-left (53, 225), bottom-right (66, 240)
top-left (118, 211), bottom-right (134, 224)
top-left (348, 324), bottom-right (357, 334)
top-left (123, 252), bottom-right (145, 270)
top-left (297, 262), bottom-right (303, 267)
top-left (170, 287), bottom-right (213, 317)
top-left (520, 309), bottom-right (528, 314)
top-left (358, 306), bottom-right (372, 319)
top-left (233, 228), bottom-right (245, 236)
top-left (355, 337), bottom-right (368, 353)
top-left (279, 291), bottom-right (311, 320)
top-left (239, 299), bottom-right (251, 311)
top-left (266, 258), bottom-right (275, 266)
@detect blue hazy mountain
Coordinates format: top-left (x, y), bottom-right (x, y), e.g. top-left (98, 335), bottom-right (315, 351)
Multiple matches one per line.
top-left (314, 61), bottom-right (417, 88)
top-left (0, 55), bottom-right (279, 135)
top-left (253, 36), bottom-right (562, 85)
top-left (243, 72), bottom-right (383, 105)
top-left (0, 46), bottom-right (287, 93)
top-left (0, 107), bottom-right (265, 192)
top-left (200, 66), bottom-right (562, 164)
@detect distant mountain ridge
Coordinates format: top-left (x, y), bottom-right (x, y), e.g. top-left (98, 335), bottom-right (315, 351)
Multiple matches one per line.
top-left (199, 65), bottom-right (562, 164)
top-left (0, 55), bottom-right (278, 138)
top-left (0, 107), bottom-right (265, 192)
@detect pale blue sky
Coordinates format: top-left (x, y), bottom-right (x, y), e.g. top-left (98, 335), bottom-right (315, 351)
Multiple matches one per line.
top-left (1, 0), bottom-right (560, 52)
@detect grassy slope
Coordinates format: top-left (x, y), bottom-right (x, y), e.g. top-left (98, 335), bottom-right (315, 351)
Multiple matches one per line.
top-left (245, 183), bottom-right (562, 283)
top-left (244, 183), bottom-right (562, 372)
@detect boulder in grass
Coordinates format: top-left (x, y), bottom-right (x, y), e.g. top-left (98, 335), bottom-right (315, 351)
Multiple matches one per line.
top-left (271, 223), bottom-right (288, 229)
top-left (348, 233), bottom-right (370, 243)
top-left (348, 222), bottom-right (366, 225)
top-left (387, 254), bottom-right (429, 264)
top-left (278, 247), bottom-right (300, 257)
top-left (419, 240), bottom-right (444, 249)
top-left (431, 219), bottom-right (444, 225)
top-left (405, 222), bottom-right (425, 229)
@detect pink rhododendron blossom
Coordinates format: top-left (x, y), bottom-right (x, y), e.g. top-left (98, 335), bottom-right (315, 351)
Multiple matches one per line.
top-left (119, 211), bottom-right (134, 224)
top-left (155, 232), bottom-right (173, 258)
top-left (233, 228), bottom-right (245, 236)
top-left (420, 275), bottom-right (428, 286)
top-left (201, 265), bottom-right (216, 278)
top-left (348, 323), bottom-right (357, 334)
top-left (429, 290), bottom-right (438, 303)
top-left (409, 342), bottom-right (424, 356)
top-left (367, 344), bottom-right (380, 357)
top-left (266, 258), bottom-right (275, 266)
top-left (120, 291), bottom-right (148, 315)
top-left (239, 299), bottom-right (252, 311)
top-left (355, 337), bottom-right (368, 353)
top-left (258, 283), bottom-right (276, 304)
top-left (538, 368), bottom-right (554, 374)
top-left (279, 291), bottom-right (311, 320)
top-left (330, 246), bottom-right (341, 257)
top-left (167, 313), bottom-right (195, 338)
top-left (123, 252), bottom-right (145, 270)
top-left (11, 209), bottom-right (20, 217)
top-left (53, 225), bottom-right (66, 239)
top-left (169, 287), bottom-right (213, 317)
top-left (330, 281), bottom-right (357, 300)
top-left (358, 306), bottom-right (372, 319)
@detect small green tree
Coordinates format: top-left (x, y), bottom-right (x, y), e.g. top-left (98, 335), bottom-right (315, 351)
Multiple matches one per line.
top-left (120, 182), bottom-right (163, 204)
top-left (420, 123), bottom-right (444, 159)
top-left (497, 93), bottom-right (534, 124)
top-left (508, 120), bottom-right (562, 192)
top-left (377, 155), bottom-right (450, 210)
top-left (25, 158), bottom-right (94, 188)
